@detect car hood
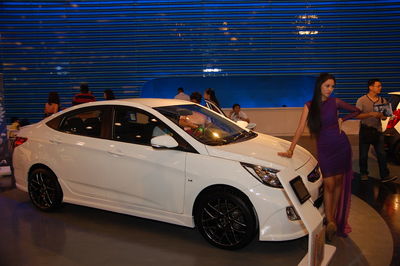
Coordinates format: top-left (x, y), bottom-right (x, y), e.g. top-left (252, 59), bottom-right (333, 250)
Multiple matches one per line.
top-left (206, 133), bottom-right (311, 170)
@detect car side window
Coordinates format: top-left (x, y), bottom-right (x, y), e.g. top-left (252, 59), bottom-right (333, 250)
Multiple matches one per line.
top-left (112, 107), bottom-right (196, 153)
top-left (113, 107), bottom-right (169, 145)
top-left (59, 108), bottom-right (104, 138)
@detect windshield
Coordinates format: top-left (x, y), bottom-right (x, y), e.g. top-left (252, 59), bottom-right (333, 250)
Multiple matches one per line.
top-left (155, 104), bottom-right (257, 146)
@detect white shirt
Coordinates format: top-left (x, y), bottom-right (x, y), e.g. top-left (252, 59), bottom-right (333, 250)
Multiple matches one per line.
top-left (230, 111), bottom-right (248, 122)
top-left (174, 92), bottom-right (190, 101)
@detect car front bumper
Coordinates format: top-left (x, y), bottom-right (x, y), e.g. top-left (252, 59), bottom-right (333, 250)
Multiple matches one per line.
top-left (248, 162), bottom-right (324, 241)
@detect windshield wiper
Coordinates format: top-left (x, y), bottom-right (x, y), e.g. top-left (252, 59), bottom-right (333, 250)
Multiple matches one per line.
top-left (232, 131), bottom-right (247, 141)
top-left (203, 139), bottom-right (227, 146)
top-left (224, 130), bottom-right (251, 144)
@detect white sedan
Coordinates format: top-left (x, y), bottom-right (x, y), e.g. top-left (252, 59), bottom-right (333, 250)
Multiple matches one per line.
top-left (13, 98), bottom-right (323, 249)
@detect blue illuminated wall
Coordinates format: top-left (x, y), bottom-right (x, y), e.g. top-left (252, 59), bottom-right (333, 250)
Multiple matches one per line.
top-left (1, 1), bottom-right (400, 122)
top-left (142, 75), bottom-right (316, 108)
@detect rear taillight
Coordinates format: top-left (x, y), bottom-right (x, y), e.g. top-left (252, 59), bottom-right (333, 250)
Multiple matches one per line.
top-left (13, 137), bottom-right (28, 148)
top-left (387, 110), bottom-right (400, 129)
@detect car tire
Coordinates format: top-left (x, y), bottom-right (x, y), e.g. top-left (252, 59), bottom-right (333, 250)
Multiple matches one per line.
top-left (194, 188), bottom-right (257, 250)
top-left (28, 168), bottom-right (63, 212)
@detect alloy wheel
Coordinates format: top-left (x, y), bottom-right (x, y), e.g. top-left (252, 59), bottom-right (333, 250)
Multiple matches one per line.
top-left (28, 169), bottom-right (62, 211)
top-left (195, 189), bottom-right (256, 249)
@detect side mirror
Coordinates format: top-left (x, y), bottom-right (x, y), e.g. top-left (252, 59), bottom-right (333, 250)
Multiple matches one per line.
top-left (151, 135), bottom-right (179, 149)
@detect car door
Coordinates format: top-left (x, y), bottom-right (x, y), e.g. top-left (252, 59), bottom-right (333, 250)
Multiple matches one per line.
top-left (48, 105), bottom-right (113, 202)
top-left (104, 106), bottom-right (189, 214)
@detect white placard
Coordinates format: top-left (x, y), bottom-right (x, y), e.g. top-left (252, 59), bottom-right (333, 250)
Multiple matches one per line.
top-left (278, 169), bottom-right (336, 266)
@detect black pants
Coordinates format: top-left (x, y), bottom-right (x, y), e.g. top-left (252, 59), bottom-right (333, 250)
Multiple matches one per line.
top-left (359, 127), bottom-right (389, 179)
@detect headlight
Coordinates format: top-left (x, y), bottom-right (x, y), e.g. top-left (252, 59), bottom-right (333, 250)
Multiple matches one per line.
top-left (241, 162), bottom-right (283, 188)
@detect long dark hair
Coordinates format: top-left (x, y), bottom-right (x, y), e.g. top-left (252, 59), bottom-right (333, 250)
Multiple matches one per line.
top-left (104, 89), bottom-right (115, 100)
top-left (205, 88), bottom-right (220, 107)
top-left (48, 92), bottom-right (60, 105)
top-left (307, 73), bottom-right (336, 136)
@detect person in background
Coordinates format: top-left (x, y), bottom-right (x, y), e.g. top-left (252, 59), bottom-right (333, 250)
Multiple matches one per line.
top-left (229, 103), bottom-right (250, 123)
top-left (203, 88), bottom-right (220, 107)
top-left (104, 89), bottom-right (115, 100)
top-left (7, 117), bottom-right (21, 142)
top-left (44, 92), bottom-right (60, 117)
top-left (174, 87), bottom-right (190, 101)
top-left (9, 117), bottom-right (20, 131)
top-left (277, 73), bottom-right (361, 242)
top-left (189, 92), bottom-right (202, 104)
top-left (72, 83), bottom-right (96, 105)
top-left (356, 79), bottom-right (397, 182)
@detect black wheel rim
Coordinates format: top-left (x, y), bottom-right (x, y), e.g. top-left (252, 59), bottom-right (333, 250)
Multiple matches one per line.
top-left (29, 172), bottom-right (57, 209)
top-left (200, 198), bottom-right (249, 248)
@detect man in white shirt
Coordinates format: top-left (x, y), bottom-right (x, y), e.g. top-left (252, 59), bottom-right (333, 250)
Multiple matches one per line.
top-left (229, 103), bottom-right (250, 123)
top-left (174, 87), bottom-right (190, 101)
top-left (356, 79), bottom-right (397, 182)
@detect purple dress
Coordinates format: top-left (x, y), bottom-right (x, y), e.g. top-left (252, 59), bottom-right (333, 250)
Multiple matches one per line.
top-left (307, 97), bottom-right (361, 236)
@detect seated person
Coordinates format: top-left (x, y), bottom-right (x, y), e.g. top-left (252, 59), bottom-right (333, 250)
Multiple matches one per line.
top-left (229, 103), bottom-right (250, 123)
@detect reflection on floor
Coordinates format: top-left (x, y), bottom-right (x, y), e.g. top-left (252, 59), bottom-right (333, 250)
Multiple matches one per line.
top-left (352, 175), bottom-right (400, 266)
top-left (0, 135), bottom-right (399, 266)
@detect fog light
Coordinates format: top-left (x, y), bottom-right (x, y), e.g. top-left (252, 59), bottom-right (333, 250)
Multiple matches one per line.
top-left (286, 206), bottom-right (301, 221)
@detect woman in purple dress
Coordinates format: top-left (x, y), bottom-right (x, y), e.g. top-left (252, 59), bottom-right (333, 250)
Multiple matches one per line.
top-left (278, 73), bottom-right (361, 241)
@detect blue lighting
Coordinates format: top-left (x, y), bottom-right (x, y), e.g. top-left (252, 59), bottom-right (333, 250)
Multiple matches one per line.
top-left (1, 1), bottom-right (399, 123)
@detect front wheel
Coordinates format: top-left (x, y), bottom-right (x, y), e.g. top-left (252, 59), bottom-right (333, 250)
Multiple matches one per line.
top-left (194, 188), bottom-right (257, 250)
top-left (28, 168), bottom-right (63, 211)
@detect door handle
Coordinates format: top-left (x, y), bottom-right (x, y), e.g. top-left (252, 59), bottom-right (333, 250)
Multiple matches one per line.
top-left (108, 149), bottom-right (125, 157)
top-left (49, 138), bottom-right (62, 144)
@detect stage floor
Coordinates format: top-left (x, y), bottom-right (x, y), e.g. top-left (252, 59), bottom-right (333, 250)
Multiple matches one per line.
top-left (1, 135), bottom-right (399, 266)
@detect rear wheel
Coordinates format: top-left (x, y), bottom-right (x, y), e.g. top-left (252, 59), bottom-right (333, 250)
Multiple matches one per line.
top-left (194, 188), bottom-right (257, 250)
top-left (28, 168), bottom-right (63, 211)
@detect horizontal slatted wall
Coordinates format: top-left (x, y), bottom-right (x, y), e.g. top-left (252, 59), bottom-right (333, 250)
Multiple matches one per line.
top-left (1, 0), bottom-right (400, 122)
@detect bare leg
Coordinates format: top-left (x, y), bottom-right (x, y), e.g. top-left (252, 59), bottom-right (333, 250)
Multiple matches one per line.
top-left (323, 174), bottom-right (343, 223)
top-left (323, 174), bottom-right (343, 241)
top-left (332, 174), bottom-right (344, 218)
top-left (323, 176), bottom-right (336, 223)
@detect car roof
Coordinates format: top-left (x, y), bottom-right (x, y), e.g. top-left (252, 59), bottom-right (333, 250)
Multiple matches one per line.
top-left (114, 98), bottom-right (194, 107)
top-left (85, 98), bottom-right (195, 108)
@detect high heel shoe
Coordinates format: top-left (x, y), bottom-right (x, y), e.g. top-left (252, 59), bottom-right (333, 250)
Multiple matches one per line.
top-left (326, 222), bottom-right (337, 242)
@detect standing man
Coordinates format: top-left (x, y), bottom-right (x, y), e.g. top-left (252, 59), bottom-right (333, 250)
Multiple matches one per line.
top-left (72, 83), bottom-right (96, 105)
top-left (356, 79), bottom-right (397, 182)
top-left (174, 87), bottom-right (190, 101)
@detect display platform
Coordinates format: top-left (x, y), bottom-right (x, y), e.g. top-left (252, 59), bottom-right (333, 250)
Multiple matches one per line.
top-left (0, 185), bottom-right (393, 266)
